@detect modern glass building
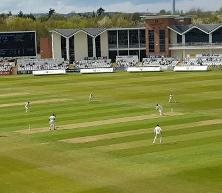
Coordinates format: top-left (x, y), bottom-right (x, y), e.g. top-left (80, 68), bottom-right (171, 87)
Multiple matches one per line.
top-left (50, 15), bottom-right (222, 62)
top-left (51, 27), bottom-right (145, 63)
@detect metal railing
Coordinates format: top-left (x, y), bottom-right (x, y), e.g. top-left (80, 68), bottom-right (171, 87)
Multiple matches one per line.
top-left (170, 42), bottom-right (222, 47)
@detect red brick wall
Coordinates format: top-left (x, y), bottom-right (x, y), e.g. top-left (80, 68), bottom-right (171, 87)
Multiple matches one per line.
top-left (40, 38), bottom-right (52, 59)
top-left (145, 17), bottom-right (192, 57)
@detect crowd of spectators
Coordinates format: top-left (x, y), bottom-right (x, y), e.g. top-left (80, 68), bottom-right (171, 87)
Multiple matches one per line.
top-left (0, 59), bottom-right (15, 75)
top-left (17, 58), bottom-right (69, 74)
top-left (141, 56), bottom-right (179, 67)
top-left (74, 57), bottom-right (112, 69)
top-left (115, 56), bottom-right (139, 69)
top-left (184, 54), bottom-right (222, 66)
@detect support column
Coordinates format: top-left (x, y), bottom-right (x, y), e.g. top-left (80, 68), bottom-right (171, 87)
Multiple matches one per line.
top-left (117, 30), bottom-right (119, 56)
top-left (182, 34), bottom-right (185, 45)
top-left (183, 49), bottom-right (186, 59)
top-left (51, 33), bottom-right (55, 59)
top-left (209, 33), bottom-right (213, 44)
top-left (66, 37), bottom-right (70, 62)
top-left (93, 37), bottom-right (96, 58)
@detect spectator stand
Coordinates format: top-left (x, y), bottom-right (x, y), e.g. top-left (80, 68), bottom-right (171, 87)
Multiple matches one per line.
top-left (0, 59), bottom-right (16, 75)
top-left (141, 56), bottom-right (179, 71)
top-left (17, 58), bottom-right (69, 74)
top-left (74, 57), bottom-right (113, 74)
top-left (115, 55), bottom-right (139, 71)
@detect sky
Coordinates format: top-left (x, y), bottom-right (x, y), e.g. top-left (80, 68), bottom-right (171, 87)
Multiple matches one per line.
top-left (0, 0), bottom-right (221, 14)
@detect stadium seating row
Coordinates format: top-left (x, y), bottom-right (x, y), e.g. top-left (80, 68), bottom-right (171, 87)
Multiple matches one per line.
top-left (74, 59), bottom-right (112, 69)
top-left (17, 58), bottom-right (69, 74)
top-left (0, 54), bottom-right (222, 74)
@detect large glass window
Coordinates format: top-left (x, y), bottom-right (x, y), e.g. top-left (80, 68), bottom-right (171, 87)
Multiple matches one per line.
top-left (109, 50), bottom-right (117, 63)
top-left (129, 50), bottom-right (139, 56)
top-left (95, 36), bottom-right (101, 57)
top-left (129, 30), bottom-right (139, 48)
top-left (177, 34), bottom-right (182, 44)
top-left (212, 27), bottom-right (222, 43)
top-left (118, 30), bottom-right (128, 49)
top-left (139, 29), bottom-right (146, 48)
top-left (87, 35), bottom-right (93, 57)
top-left (148, 30), bottom-right (155, 52)
top-left (119, 50), bottom-right (128, 56)
top-left (61, 37), bottom-right (67, 60)
top-left (108, 31), bottom-right (117, 49)
top-left (159, 30), bottom-right (165, 52)
top-left (185, 28), bottom-right (209, 43)
top-left (69, 36), bottom-right (75, 63)
top-left (140, 50), bottom-right (146, 61)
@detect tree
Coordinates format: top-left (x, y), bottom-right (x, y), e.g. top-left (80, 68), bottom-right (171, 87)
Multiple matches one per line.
top-left (27, 13), bottom-right (36, 21)
top-left (131, 13), bottom-right (140, 21)
top-left (159, 9), bottom-right (167, 15)
top-left (48, 8), bottom-right (55, 18)
top-left (96, 7), bottom-right (105, 16)
top-left (18, 10), bottom-right (24, 18)
top-left (8, 11), bottom-right (12, 16)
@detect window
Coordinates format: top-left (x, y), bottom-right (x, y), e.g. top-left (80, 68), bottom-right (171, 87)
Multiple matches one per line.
top-left (159, 30), bottom-right (165, 52)
top-left (140, 50), bottom-right (146, 61)
top-left (61, 37), bottom-right (67, 60)
top-left (129, 30), bottom-right (139, 48)
top-left (118, 30), bottom-right (128, 48)
top-left (87, 35), bottom-right (93, 57)
top-left (185, 28), bottom-right (209, 43)
top-left (119, 50), bottom-right (128, 56)
top-left (109, 50), bottom-right (117, 63)
top-left (108, 31), bottom-right (117, 49)
top-left (139, 29), bottom-right (145, 48)
top-left (69, 36), bottom-right (75, 63)
top-left (148, 30), bottom-right (155, 52)
top-left (212, 27), bottom-right (222, 43)
top-left (95, 36), bottom-right (101, 57)
top-left (177, 34), bottom-right (182, 43)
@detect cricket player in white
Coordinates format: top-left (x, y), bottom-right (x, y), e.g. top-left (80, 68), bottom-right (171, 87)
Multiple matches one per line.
top-left (169, 93), bottom-right (176, 103)
top-left (49, 113), bottom-right (56, 130)
top-left (153, 124), bottom-right (163, 144)
top-left (156, 104), bottom-right (164, 116)
top-left (89, 92), bottom-right (94, 102)
top-left (25, 101), bottom-right (31, 113)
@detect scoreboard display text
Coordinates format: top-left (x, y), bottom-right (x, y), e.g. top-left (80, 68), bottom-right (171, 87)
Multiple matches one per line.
top-left (0, 32), bottom-right (36, 57)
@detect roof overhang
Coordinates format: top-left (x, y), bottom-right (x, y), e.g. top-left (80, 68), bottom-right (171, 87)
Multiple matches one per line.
top-left (50, 28), bottom-right (108, 39)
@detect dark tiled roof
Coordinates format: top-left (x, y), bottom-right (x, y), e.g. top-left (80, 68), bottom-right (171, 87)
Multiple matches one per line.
top-left (169, 25), bottom-right (192, 34)
top-left (82, 28), bottom-right (107, 37)
top-left (54, 29), bottom-right (79, 37)
top-left (53, 28), bottom-right (107, 37)
top-left (169, 24), bottom-right (222, 34)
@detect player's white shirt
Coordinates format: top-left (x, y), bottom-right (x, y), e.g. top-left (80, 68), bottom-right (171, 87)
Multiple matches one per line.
top-left (25, 102), bottom-right (30, 108)
top-left (154, 126), bottom-right (162, 135)
top-left (49, 115), bottom-right (56, 123)
top-left (156, 104), bottom-right (163, 111)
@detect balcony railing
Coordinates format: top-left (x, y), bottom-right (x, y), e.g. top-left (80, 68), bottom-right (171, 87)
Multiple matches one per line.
top-left (170, 42), bottom-right (222, 47)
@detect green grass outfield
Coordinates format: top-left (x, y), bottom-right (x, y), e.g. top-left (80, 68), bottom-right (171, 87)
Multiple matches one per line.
top-left (0, 72), bottom-right (221, 193)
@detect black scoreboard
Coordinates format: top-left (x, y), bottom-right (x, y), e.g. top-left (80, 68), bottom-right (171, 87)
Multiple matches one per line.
top-left (0, 31), bottom-right (36, 58)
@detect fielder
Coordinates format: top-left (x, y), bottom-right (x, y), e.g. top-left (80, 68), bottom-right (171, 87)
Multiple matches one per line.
top-left (25, 101), bottom-right (31, 113)
top-left (89, 92), bottom-right (95, 102)
top-left (156, 104), bottom-right (164, 116)
top-left (49, 113), bottom-right (56, 130)
top-left (153, 124), bottom-right (163, 144)
top-left (169, 93), bottom-right (176, 103)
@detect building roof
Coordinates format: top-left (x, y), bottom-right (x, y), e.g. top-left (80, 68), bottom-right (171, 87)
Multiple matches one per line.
top-left (168, 24), bottom-right (222, 35)
top-left (53, 29), bottom-right (79, 38)
top-left (141, 15), bottom-right (192, 20)
top-left (52, 28), bottom-right (106, 38)
top-left (81, 28), bottom-right (107, 37)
